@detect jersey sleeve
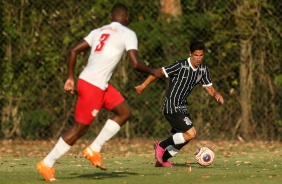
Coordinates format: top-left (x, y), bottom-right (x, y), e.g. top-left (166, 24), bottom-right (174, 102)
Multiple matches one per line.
top-left (124, 30), bottom-right (138, 51)
top-left (162, 61), bottom-right (182, 78)
top-left (84, 30), bottom-right (97, 47)
top-left (201, 65), bottom-right (213, 87)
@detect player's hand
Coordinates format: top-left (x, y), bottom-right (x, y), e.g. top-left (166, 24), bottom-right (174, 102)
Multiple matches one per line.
top-left (135, 84), bottom-right (145, 95)
top-left (64, 78), bottom-right (75, 94)
top-left (215, 93), bottom-right (224, 104)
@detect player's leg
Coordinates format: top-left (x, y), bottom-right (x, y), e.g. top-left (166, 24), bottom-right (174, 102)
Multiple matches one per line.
top-left (155, 113), bottom-right (196, 165)
top-left (109, 101), bottom-right (131, 126)
top-left (157, 127), bottom-right (196, 164)
top-left (85, 84), bottom-right (130, 168)
top-left (37, 123), bottom-right (89, 181)
top-left (70, 80), bottom-right (108, 170)
top-left (162, 141), bottom-right (189, 164)
top-left (37, 79), bottom-right (102, 180)
top-left (42, 123), bottom-right (90, 167)
top-left (87, 102), bottom-right (130, 152)
top-left (160, 127), bottom-right (196, 167)
top-left (61, 123), bottom-right (89, 145)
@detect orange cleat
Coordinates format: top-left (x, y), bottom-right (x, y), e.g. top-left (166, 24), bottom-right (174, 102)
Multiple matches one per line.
top-left (83, 146), bottom-right (107, 170)
top-left (36, 160), bottom-right (57, 181)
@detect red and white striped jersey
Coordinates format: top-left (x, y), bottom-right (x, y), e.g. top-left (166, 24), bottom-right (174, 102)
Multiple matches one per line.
top-left (79, 22), bottom-right (138, 90)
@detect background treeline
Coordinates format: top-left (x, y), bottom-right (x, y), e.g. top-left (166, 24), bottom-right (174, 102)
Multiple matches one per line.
top-left (0, 0), bottom-right (281, 141)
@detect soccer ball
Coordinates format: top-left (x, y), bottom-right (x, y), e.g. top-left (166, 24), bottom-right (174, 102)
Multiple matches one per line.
top-left (195, 147), bottom-right (215, 166)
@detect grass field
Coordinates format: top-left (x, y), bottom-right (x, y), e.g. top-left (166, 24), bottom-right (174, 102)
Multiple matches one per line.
top-left (0, 139), bottom-right (281, 184)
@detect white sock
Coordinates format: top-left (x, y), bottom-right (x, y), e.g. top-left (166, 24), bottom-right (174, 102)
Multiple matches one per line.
top-left (90, 119), bottom-right (120, 152)
top-left (43, 137), bottom-right (71, 167)
top-left (166, 145), bottom-right (179, 157)
top-left (172, 133), bottom-right (185, 144)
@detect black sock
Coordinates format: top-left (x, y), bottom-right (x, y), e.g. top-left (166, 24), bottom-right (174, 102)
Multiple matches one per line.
top-left (159, 136), bottom-right (174, 149)
top-left (163, 150), bottom-right (172, 162)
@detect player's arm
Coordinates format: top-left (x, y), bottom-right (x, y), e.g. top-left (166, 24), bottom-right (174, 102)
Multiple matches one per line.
top-left (64, 40), bottom-right (90, 94)
top-left (135, 74), bottom-right (160, 95)
top-left (205, 86), bottom-right (224, 104)
top-left (127, 50), bottom-right (163, 78)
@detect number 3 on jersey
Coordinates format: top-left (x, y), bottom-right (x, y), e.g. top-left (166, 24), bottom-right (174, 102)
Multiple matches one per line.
top-left (94, 34), bottom-right (110, 53)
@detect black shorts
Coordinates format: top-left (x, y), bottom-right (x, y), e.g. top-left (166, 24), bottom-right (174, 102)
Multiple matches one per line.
top-left (164, 113), bottom-right (194, 133)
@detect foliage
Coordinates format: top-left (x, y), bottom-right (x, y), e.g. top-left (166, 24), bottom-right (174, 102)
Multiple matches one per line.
top-left (274, 75), bottom-right (282, 86)
top-left (0, 0), bottom-right (281, 140)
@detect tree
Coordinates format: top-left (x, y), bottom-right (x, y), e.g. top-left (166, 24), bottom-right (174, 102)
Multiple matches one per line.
top-left (234, 0), bottom-right (281, 140)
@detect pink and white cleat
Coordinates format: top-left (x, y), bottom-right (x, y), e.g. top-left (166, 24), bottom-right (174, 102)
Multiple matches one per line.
top-left (155, 160), bottom-right (174, 168)
top-left (154, 141), bottom-right (165, 164)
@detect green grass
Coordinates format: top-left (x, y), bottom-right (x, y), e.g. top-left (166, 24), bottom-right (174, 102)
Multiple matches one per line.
top-left (0, 139), bottom-right (281, 184)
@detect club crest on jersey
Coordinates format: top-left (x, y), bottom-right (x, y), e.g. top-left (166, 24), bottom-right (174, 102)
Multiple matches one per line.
top-left (92, 109), bottom-right (99, 117)
top-left (196, 75), bottom-right (202, 83)
top-left (183, 117), bottom-right (192, 125)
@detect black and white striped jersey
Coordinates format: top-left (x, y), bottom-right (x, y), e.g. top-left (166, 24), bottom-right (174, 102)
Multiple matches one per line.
top-left (162, 57), bottom-right (212, 114)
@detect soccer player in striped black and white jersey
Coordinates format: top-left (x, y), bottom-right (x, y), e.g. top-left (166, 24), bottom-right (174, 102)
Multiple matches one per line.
top-left (135, 41), bottom-right (224, 167)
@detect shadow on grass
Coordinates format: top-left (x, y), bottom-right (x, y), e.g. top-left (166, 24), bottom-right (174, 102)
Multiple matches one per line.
top-left (173, 162), bottom-right (215, 168)
top-left (69, 171), bottom-right (139, 180)
top-left (36, 171), bottom-right (139, 182)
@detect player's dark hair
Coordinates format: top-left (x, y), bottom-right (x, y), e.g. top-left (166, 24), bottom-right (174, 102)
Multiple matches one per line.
top-left (111, 3), bottom-right (128, 15)
top-left (190, 41), bottom-right (205, 53)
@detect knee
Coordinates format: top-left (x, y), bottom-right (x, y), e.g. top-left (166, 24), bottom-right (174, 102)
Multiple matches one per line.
top-left (120, 107), bottom-right (131, 121)
top-left (183, 128), bottom-right (197, 141)
top-left (112, 103), bottom-right (132, 121)
top-left (80, 126), bottom-right (89, 136)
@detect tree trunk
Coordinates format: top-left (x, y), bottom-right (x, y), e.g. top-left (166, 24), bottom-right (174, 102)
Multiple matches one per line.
top-left (239, 39), bottom-right (253, 140)
top-left (234, 1), bottom-right (258, 140)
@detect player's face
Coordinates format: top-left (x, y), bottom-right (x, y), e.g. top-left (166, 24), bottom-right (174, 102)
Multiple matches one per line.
top-left (190, 50), bottom-right (204, 68)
